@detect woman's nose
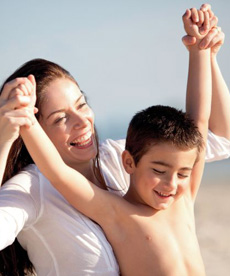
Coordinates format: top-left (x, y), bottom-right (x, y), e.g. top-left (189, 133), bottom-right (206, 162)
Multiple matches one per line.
top-left (72, 112), bottom-right (88, 129)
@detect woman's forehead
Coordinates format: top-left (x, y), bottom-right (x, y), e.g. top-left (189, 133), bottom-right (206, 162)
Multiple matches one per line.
top-left (41, 79), bottom-right (83, 112)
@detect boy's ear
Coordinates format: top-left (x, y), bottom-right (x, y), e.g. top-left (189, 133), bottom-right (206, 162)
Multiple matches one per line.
top-left (122, 150), bottom-right (136, 174)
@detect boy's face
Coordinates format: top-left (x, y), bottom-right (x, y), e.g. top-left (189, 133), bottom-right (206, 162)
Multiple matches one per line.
top-left (125, 142), bottom-right (198, 210)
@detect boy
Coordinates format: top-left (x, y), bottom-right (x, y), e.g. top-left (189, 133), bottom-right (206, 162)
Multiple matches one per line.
top-left (20, 6), bottom-right (228, 276)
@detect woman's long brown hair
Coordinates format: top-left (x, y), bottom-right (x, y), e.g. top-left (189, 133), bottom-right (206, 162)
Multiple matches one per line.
top-left (0, 58), bottom-right (106, 275)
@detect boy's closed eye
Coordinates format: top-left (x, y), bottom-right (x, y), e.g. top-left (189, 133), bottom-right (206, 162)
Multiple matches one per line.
top-left (152, 169), bottom-right (165, 174)
top-left (177, 173), bottom-right (189, 179)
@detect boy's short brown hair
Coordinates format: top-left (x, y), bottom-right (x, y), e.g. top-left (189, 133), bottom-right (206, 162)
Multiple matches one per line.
top-left (125, 105), bottom-right (204, 165)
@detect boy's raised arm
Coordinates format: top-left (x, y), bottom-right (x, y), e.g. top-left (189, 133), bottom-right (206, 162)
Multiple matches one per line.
top-left (20, 118), bottom-right (120, 224)
top-left (183, 8), bottom-right (212, 199)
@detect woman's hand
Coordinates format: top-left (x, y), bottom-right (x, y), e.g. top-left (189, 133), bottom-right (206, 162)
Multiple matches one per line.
top-left (0, 76), bottom-right (36, 145)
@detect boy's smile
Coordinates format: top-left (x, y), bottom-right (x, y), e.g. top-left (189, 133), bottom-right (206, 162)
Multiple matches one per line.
top-left (124, 142), bottom-right (198, 210)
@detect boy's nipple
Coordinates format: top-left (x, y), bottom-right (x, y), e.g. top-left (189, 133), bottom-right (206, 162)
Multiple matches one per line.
top-left (145, 235), bottom-right (152, 241)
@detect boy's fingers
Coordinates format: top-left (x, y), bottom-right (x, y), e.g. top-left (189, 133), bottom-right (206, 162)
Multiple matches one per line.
top-left (200, 11), bottom-right (210, 34)
top-left (182, 9), bottom-right (191, 21)
top-left (8, 88), bottom-right (24, 100)
top-left (191, 8), bottom-right (199, 23)
top-left (34, 107), bottom-right (38, 114)
top-left (17, 84), bottom-right (29, 96)
top-left (197, 10), bottom-right (204, 27)
top-left (22, 77), bottom-right (34, 96)
top-left (28, 74), bottom-right (36, 86)
top-left (203, 11), bottom-right (210, 30)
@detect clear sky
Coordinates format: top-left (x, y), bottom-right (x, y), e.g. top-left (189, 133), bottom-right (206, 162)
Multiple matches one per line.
top-left (0, 0), bottom-right (229, 140)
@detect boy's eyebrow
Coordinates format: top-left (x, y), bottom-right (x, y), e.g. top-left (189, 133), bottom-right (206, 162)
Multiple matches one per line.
top-left (46, 95), bottom-right (84, 120)
top-left (151, 161), bottom-right (193, 171)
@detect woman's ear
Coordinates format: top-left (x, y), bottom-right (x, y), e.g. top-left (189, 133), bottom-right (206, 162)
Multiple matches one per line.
top-left (122, 150), bottom-right (136, 174)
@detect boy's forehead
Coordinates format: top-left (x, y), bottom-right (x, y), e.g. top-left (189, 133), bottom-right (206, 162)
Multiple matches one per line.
top-left (143, 142), bottom-right (198, 161)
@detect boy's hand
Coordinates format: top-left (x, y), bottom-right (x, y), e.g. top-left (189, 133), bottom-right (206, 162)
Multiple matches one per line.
top-left (199, 3), bottom-right (215, 34)
top-left (182, 4), bottom-right (218, 40)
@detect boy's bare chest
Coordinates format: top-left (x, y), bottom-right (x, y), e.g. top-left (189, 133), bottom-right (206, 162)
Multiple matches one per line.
top-left (111, 207), bottom-right (205, 276)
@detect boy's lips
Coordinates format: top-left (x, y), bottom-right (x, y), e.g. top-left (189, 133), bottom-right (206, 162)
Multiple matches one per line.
top-left (154, 190), bottom-right (175, 198)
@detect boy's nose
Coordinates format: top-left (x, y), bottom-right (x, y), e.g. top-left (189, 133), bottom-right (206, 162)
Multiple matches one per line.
top-left (165, 176), bottom-right (177, 190)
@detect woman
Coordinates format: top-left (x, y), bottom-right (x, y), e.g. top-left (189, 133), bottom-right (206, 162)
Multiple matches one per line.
top-left (0, 59), bottom-right (121, 275)
top-left (1, 19), bottom-right (230, 276)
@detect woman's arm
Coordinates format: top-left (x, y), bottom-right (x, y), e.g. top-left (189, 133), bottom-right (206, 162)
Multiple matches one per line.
top-left (182, 6), bottom-right (230, 161)
top-left (184, 27), bottom-right (230, 140)
top-left (209, 38), bottom-right (230, 139)
top-left (0, 78), bottom-right (34, 184)
top-left (0, 166), bottom-right (40, 250)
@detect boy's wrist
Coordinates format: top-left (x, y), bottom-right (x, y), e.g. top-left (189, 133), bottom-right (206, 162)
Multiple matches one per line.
top-left (186, 41), bottom-right (203, 52)
top-left (189, 47), bottom-right (211, 58)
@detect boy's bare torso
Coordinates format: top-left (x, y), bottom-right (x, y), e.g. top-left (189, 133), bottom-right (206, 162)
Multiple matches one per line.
top-left (102, 194), bottom-right (206, 276)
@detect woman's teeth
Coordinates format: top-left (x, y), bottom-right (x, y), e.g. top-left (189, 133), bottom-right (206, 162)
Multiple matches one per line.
top-left (70, 132), bottom-right (92, 146)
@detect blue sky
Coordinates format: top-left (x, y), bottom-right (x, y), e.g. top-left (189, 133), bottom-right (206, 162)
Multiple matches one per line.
top-left (0, 0), bottom-right (229, 140)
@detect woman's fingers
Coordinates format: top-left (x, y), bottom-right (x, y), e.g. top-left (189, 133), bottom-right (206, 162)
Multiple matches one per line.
top-left (3, 95), bottom-right (31, 110)
top-left (182, 35), bottom-right (197, 47)
top-left (199, 27), bottom-right (224, 50)
top-left (1, 78), bottom-right (26, 100)
top-left (1, 77), bottom-right (34, 102)
top-left (199, 11), bottom-right (210, 34)
top-left (200, 3), bottom-right (214, 19)
top-left (0, 108), bottom-right (35, 143)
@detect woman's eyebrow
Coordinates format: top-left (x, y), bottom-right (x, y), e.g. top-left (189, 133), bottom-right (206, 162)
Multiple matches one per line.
top-left (46, 95), bottom-right (84, 120)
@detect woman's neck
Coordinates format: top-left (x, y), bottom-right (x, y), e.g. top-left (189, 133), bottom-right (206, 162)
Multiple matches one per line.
top-left (68, 160), bottom-right (104, 189)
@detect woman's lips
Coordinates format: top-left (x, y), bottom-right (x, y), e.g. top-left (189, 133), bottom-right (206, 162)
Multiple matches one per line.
top-left (70, 131), bottom-right (93, 148)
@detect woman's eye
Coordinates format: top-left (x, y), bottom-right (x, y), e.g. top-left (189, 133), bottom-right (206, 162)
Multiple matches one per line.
top-left (153, 169), bottom-right (165, 174)
top-left (54, 116), bottom-right (67, 124)
top-left (78, 103), bottom-right (87, 109)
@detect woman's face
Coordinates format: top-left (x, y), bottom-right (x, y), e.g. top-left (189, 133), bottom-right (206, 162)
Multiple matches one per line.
top-left (38, 78), bottom-right (97, 168)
